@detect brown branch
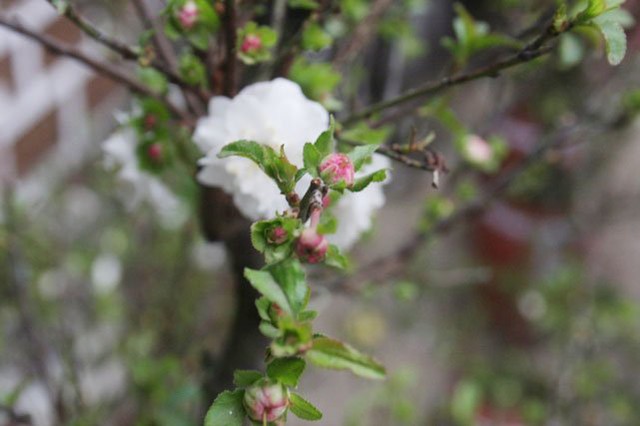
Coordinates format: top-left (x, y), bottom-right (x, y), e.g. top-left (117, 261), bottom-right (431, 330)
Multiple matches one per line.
top-left (332, 0), bottom-right (394, 68)
top-left (223, 0), bottom-right (238, 96)
top-left (342, 13), bottom-right (571, 126)
top-left (42, 0), bottom-right (193, 91)
top-left (130, 0), bottom-right (208, 112)
top-left (0, 15), bottom-right (188, 120)
top-left (333, 124), bottom-right (580, 294)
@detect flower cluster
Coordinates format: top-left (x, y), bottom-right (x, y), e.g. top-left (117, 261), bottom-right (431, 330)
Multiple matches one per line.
top-left (194, 78), bottom-right (390, 250)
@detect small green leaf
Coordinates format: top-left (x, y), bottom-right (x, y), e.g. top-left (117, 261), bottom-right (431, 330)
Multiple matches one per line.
top-left (233, 370), bottom-right (263, 388)
top-left (267, 259), bottom-right (309, 316)
top-left (347, 145), bottom-right (380, 171)
top-left (259, 321), bottom-right (282, 338)
top-left (594, 18), bottom-right (627, 65)
top-left (266, 357), bottom-right (306, 387)
top-left (324, 245), bottom-right (350, 270)
top-left (306, 337), bottom-right (386, 380)
top-left (204, 390), bottom-right (245, 426)
top-left (303, 143), bottom-right (322, 175)
top-left (289, 0), bottom-right (319, 9)
top-left (255, 297), bottom-right (271, 321)
top-left (314, 116), bottom-right (336, 158)
top-left (218, 140), bottom-right (269, 164)
top-left (244, 268), bottom-right (293, 316)
top-left (303, 23), bottom-right (333, 51)
top-left (289, 393), bottom-right (323, 421)
top-left (298, 310), bottom-right (318, 321)
top-left (351, 169), bottom-right (387, 192)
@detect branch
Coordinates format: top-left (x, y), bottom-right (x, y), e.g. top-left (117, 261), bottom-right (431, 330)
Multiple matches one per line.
top-left (223, 0), bottom-right (238, 96)
top-left (342, 15), bottom-right (569, 126)
top-left (333, 124), bottom-right (580, 294)
top-left (131, 0), bottom-right (178, 71)
top-left (42, 0), bottom-right (192, 90)
top-left (0, 15), bottom-right (188, 120)
top-left (332, 0), bottom-right (394, 68)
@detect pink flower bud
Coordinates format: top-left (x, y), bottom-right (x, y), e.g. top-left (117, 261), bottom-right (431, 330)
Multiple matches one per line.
top-left (319, 153), bottom-right (355, 187)
top-left (178, 1), bottom-right (198, 30)
top-left (267, 226), bottom-right (288, 245)
top-left (465, 135), bottom-right (493, 164)
top-left (295, 228), bottom-right (328, 264)
top-left (147, 143), bottom-right (163, 162)
top-left (243, 380), bottom-right (289, 423)
top-left (241, 34), bottom-right (262, 54)
top-left (143, 114), bottom-right (156, 130)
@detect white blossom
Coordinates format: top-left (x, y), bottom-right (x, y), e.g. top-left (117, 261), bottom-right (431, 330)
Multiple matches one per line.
top-left (193, 78), bottom-right (391, 250)
top-left (102, 128), bottom-right (186, 228)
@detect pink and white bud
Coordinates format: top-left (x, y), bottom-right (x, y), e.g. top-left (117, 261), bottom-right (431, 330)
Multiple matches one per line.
top-left (243, 380), bottom-right (289, 423)
top-left (319, 153), bottom-right (355, 187)
top-left (147, 143), bottom-right (163, 162)
top-left (465, 135), bottom-right (493, 164)
top-left (267, 226), bottom-right (288, 245)
top-left (295, 228), bottom-right (328, 264)
top-left (241, 34), bottom-right (263, 54)
top-left (178, 1), bottom-right (199, 30)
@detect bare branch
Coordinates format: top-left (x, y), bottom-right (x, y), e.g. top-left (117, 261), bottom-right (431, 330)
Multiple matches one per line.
top-left (42, 0), bottom-right (192, 91)
top-left (342, 15), bottom-right (571, 126)
top-left (223, 0), bottom-right (238, 96)
top-left (0, 15), bottom-right (188, 120)
top-left (332, 0), bottom-right (394, 68)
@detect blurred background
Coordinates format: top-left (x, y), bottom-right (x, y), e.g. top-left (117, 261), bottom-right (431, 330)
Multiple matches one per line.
top-left (2, 0), bottom-right (640, 425)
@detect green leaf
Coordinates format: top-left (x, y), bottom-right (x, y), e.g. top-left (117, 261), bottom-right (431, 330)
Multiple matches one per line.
top-left (259, 321), bottom-right (282, 338)
top-left (266, 357), bottom-right (306, 387)
top-left (289, 393), bottom-right (323, 421)
top-left (218, 140), bottom-right (270, 164)
top-left (244, 268), bottom-right (293, 316)
top-left (298, 310), bottom-right (318, 321)
top-left (219, 140), bottom-right (298, 194)
top-left (324, 245), bottom-right (350, 270)
top-left (255, 297), bottom-right (271, 321)
top-left (351, 169), bottom-right (387, 192)
top-left (233, 370), bottom-right (263, 388)
top-left (341, 123), bottom-right (393, 146)
top-left (306, 337), bottom-right (386, 380)
top-left (267, 259), bottom-right (309, 316)
top-left (289, 0), bottom-right (319, 9)
top-left (204, 390), bottom-right (245, 426)
top-left (347, 144), bottom-right (380, 171)
top-left (303, 23), bottom-right (333, 51)
top-left (303, 143), bottom-right (322, 175)
top-left (594, 18), bottom-right (627, 65)
top-left (314, 116), bottom-right (336, 158)
top-left (250, 218), bottom-right (299, 264)
top-left (137, 67), bottom-right (169, 95)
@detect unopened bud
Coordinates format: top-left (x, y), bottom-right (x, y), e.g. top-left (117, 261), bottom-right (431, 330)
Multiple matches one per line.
top-left (178, 1), bottom-right (198, 29)
top-left (147, 143), bottom-right (163, 162)
top-left (267, 226), bottom-right (288, 245)
top-left (465, 135), bottom-right (493, 164)
top-left (143, 114), bottom-right (157, 130)
top-left (241, 34), bottom-right (262, 54)
top-left (243, 379), bottom-right (289, 423)
top-left (295, 228), bottom-right (328, 264)
top-left (319, 153), bottom-right (355, 187)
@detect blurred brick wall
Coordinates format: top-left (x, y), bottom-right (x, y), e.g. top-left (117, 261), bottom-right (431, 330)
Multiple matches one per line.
top-left (0, 0), bottom-right (125, 196)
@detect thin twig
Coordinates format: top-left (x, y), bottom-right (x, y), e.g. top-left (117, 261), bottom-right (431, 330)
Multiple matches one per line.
top-left (42, 0), bottom-right (192, 90)
top-left (333, 124), bottom-right (580, 293)
top-left (342, 14), bottom-right (569, 126)
top-left (130, 0), bottom-right (208, 111)
top-left (0, 15), bottom-right (188, 120)
top-left (332, 0), bottom-right (394, 68)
